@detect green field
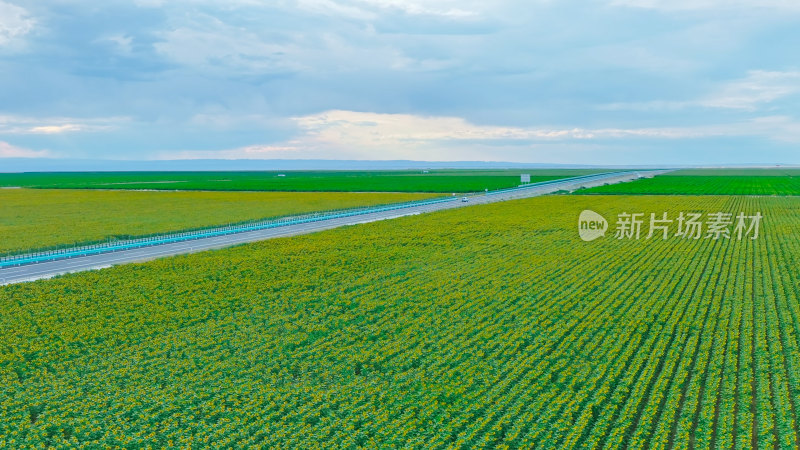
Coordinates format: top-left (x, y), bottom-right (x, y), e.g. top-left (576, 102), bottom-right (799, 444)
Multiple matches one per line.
top-left (2, 194), bottom-right (798, 447)
top-left (0, 169), bottom-right (609, 193)
top-left (669, 168), bottom-right (800, 176)
top-left (582, 168), bottom-right (800, 195)
top-left (0, 189), bottom-right (436, 256)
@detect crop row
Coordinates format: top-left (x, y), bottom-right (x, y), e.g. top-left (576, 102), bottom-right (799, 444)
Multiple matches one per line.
top-left (0, 189), bottom-right (436, 255)
top-left (581, 175), bottom-right (800, 196)
top-left (1, 195), bottom-right (799, 447)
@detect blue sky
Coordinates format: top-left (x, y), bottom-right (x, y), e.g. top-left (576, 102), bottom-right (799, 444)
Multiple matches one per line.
top-left (1, 0), bottom-right (799, 165)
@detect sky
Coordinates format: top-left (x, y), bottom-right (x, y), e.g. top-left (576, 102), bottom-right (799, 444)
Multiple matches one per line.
top-left (1, 0), bottom-right (799, 165)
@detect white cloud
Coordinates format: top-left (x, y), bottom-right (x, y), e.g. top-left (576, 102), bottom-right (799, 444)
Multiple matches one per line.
top-left (0, 1), bottom-right (34, 46)
top-left (28, 124), bottom-right (86, 134)
top-left (162, 110), bottom-right (800, 161)
top-left (0, 141), bottom-right (50, 158)
top-left (296, 0), bottom-right (378, 20)
top-left (133, 0), bottom-right (166, 6)
top-left (610, 0), bottom-right (800, 12)
top-left (134, 0), bottom-right (484, 17)
top-left (297, 0), bottom-right (481, 19)
top-left (601, 70), bottom-right (800, 112)
top-left (700, 70), bottom-right (800, 110)
top-left (152, 8), bottom-right (455, 75)
top-left (154, 19), bottom-right (304, 74)
top-left (161, 144), bottom-right (302, 160)
top-left (355, 0), bottom-right (479, 18)
top-left (164, 110), bottom-right (773, 160)
top-left (742, 115), bottom-right (800, 143)
top-left (98, 34), bottom-right (134, 55)
top-left (292, 110), bottom-right (706, 145)
top-left (0, 115), bottom-right (126, 134)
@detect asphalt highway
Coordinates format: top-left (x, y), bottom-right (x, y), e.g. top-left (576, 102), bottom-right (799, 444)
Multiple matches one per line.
top-left (0, 170), bottom-right (668, 285)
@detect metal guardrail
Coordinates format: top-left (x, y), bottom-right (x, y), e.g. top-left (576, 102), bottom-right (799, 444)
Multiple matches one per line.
top-left (0, 170), bottom-right (662, 268)
top-left (0, 195), bottom-right (462, 268)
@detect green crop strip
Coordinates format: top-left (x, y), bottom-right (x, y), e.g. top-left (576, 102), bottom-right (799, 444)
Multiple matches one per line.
top-left (581, 174), bottom-right (800, 195)
top-left (0, 189), bottom-right (437, 255)
top-left (0, 170), bottom-right (608, 193)
top-left (1, 194), bottom-right (798, 447)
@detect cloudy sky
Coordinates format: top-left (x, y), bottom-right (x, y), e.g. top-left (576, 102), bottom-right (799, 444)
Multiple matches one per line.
top-left (1, 0), bottom-right (799, 165)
